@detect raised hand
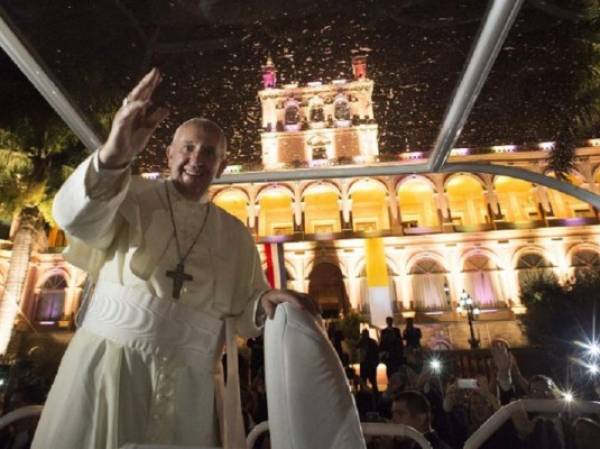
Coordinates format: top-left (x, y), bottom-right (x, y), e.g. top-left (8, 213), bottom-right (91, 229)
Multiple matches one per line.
top-left (99, 68), bottom-right (169, 168)
top-left (491, 339), bottom-right (511, 374)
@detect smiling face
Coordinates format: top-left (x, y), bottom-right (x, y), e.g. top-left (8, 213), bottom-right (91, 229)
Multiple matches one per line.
top-left (166, 119), bottom-right (227, 201)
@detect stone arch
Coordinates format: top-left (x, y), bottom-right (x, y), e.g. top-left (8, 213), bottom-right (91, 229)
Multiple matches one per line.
top-left (301, 180), bottom-right (342, 199)
top-left (460, 249), bottom-right (506, 308)
top-left (34, 273), bottom-right (69, 322)
top-left (444, 173), bottom-right (489, 226)
top-left (348, 177), bottom-right (389, 197)
top-left (459, 247), bottom-right (504, 271)
top-left (35, 267), bottom-right (72, 289)
top-left (255, 183), bottom-right (295, 202)
top-left (396, 174), bottom-right (437, 193)
top-left (542, 170), bottom-right (594, 219)
top-left (443, 172), bottom-right (486, 192)
top-left (514, 248), bottom-right (557, 291)
top-left (493, 175), bottom-right (541, 222)
top-left (348, 178), bottom-right (391, 231)
top-left (211, 186), bottom-right (250, 203)
top-left (396, 175), bottom-right (439, 228)
top-left (405, 251), bottom-right (450, 275)
top-left (568, 244), bottom-right (600, 277)
top-left (308, 262), bottom-right (350, 318)
top-left (212, 187), bottom-right (250, 224)
top-left (512, 246), bottom-right (556, 269)
top-left (353, 256), bottom-right (400, 278)
top-left (566, 243), bottom-right (600, 265)
top-left (306, 255), bottom-right (349, 280)
top-left (592, 164), bottom-right (600, 184)
top-left (256, 184), bottom-right (295, 236)
top-left (406, 255), bottom-right (450, 311)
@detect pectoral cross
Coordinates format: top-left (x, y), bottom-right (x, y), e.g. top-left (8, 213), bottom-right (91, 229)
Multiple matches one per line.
top-left (166, 262), bottom-right (193, 300)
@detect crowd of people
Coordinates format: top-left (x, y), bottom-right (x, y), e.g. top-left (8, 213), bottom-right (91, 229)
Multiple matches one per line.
top-left (237, 315), bottom-right (600, 449)
top-left (327, 316), bottom-right (600, 449)
top-left (3, 316), bottom-right (600, 449)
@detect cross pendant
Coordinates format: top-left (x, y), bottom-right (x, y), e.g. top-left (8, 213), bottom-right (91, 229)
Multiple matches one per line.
top-left (166, 262), bottom-right (194, 300)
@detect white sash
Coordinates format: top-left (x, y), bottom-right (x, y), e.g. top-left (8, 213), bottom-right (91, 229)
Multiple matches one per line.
top-left (81, 281), bottom-right (246, 448)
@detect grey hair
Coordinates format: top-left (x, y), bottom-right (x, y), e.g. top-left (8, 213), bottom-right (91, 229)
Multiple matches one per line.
top-left (172, 117), bottom-right (228, 156)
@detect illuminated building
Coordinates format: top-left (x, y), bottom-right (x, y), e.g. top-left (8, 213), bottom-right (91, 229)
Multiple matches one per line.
top-left (2, 58), bottom-right (600, 350)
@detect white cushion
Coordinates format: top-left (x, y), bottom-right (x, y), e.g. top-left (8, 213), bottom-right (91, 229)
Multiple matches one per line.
top-left (264, 304), bottom-right (366, 449)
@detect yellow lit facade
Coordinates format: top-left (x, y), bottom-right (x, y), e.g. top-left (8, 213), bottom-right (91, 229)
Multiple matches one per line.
top-left (3, 58), bottom-right (600, 350)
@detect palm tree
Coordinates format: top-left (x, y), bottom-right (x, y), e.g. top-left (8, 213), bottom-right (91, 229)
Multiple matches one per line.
top-left (0, 118), bottom-right (83, 356)
top-left (548, 2), bottom-right (600, 178)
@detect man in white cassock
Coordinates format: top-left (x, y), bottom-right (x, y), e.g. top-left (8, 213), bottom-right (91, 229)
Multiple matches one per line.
top-left (31, 68), bottom-right (319, 449)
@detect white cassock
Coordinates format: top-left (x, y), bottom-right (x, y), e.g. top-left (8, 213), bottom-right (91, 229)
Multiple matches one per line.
top-left (31, 152), bottom-right (269, 449)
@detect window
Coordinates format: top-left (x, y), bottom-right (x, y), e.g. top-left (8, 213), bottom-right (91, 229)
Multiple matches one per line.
top-left (36, 275), bottom-right (67, 321)
top-left (572, 249), bottom-right (600, 277)
top-left (409, 258), bottom-right (449, 311)
top-left (334, 96), bottom-right (351, 121)
top-left (285, 104), bottom-right (299, 125)
top-left (516, 253), bottom-right (555, 289)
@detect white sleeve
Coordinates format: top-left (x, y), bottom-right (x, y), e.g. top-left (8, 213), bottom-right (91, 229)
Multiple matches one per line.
top-left (52, 151), bottom-right (131, 249)
top-left (234, 234), bottom-right (270, 338)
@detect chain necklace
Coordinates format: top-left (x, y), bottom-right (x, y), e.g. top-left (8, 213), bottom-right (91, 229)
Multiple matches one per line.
top-left (164, 182), bottom-right (211, 300)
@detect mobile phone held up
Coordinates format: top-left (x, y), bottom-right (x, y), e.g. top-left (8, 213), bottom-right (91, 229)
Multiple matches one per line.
top-left (457, 378), bottom-right (478, 389)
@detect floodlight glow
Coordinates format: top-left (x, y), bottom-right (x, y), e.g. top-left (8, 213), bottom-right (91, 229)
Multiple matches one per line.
top-left (429, 358), bottom-right (442, 373)
top-left (588, 342), bottom-right (600, 357)
top-left (589, 363), bottom-right (599, 375)
top-left (563, 392), bottom-right (574, 403)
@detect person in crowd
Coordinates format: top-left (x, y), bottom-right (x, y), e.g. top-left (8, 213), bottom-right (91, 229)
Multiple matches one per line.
top-left (403, 319), bottom-right (422, 349)
top-left (327, 321), bottom-right (347, 364)
top-left (391, 390), bottom-right (452, 449)
top-left (403, 319), bottom-right (422, 374)
top-left (489, 338), bottom-right (529, 405)
top-left (380, 316), bottom-right (404, 381)
top-left (348, 366), bottom-right (377, 421)
top-left (443, 376), bottom-right (499, 447)
top-left (510, 375), bottom-right (567, 449)
top-left (573, 417), bottom-right (600, 449)
top-left (247, 335), bottom-right (264, 381)
top-left (359, 329), bottom-right (381, 393)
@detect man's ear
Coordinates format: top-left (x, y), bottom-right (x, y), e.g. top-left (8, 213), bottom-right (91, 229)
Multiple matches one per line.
top-left (216, 158), bottom-right (228, 179)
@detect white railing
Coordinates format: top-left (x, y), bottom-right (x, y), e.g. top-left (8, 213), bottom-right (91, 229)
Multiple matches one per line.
top-left (0, 404), bottom-right (43, 430)
top-left (464, 399), bottom-right (600, 449)
top-left (246, 420), bottom-right (432, 449)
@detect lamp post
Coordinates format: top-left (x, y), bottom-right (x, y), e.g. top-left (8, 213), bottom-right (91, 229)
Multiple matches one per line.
top-left (443, 280), bottom-right (451, 307)
top-left (457, 289), bottom-right (480, 349)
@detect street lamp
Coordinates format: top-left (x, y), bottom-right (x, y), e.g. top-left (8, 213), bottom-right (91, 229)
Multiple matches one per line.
top-left (457, 289), bottom-right (480, 349)
top-left (443, 280), bottom-right (451, 307)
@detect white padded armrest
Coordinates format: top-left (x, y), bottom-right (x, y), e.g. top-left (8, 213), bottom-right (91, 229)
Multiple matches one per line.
top-left (264, 303), bottom-right (366, 449)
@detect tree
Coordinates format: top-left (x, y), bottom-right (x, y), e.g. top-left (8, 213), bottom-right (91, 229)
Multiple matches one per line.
top-left (548, 1), bottom-right (600, 178)
top-left (520, 270), bottom-right (600, 380)
top-left (0, 117), bottom-right (84, 356)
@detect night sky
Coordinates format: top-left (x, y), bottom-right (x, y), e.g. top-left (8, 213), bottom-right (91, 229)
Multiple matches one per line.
top-left (0, 0), bottom-right (593, 172)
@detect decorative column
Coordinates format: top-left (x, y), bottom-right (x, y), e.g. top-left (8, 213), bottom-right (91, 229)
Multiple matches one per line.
top-left (340, 180), bottom-right (353, 230)
top-left (247, 185), bottom-right (258, 234)
top-left (432, 175), bottom-right (451, 226)
top-left (384, 177), bottom-right (400, 227)
top-left (483, 175), bottom-right (501, 219)
top-left (293, 182), bottom-right (303, 232)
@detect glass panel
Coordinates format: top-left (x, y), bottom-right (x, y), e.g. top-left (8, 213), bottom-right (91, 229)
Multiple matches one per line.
top-left (1, 0), bottom-right (487, 174)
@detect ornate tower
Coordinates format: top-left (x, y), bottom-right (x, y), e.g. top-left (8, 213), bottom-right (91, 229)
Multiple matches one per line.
top-left (258, 56), bottom-right (379, 169)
